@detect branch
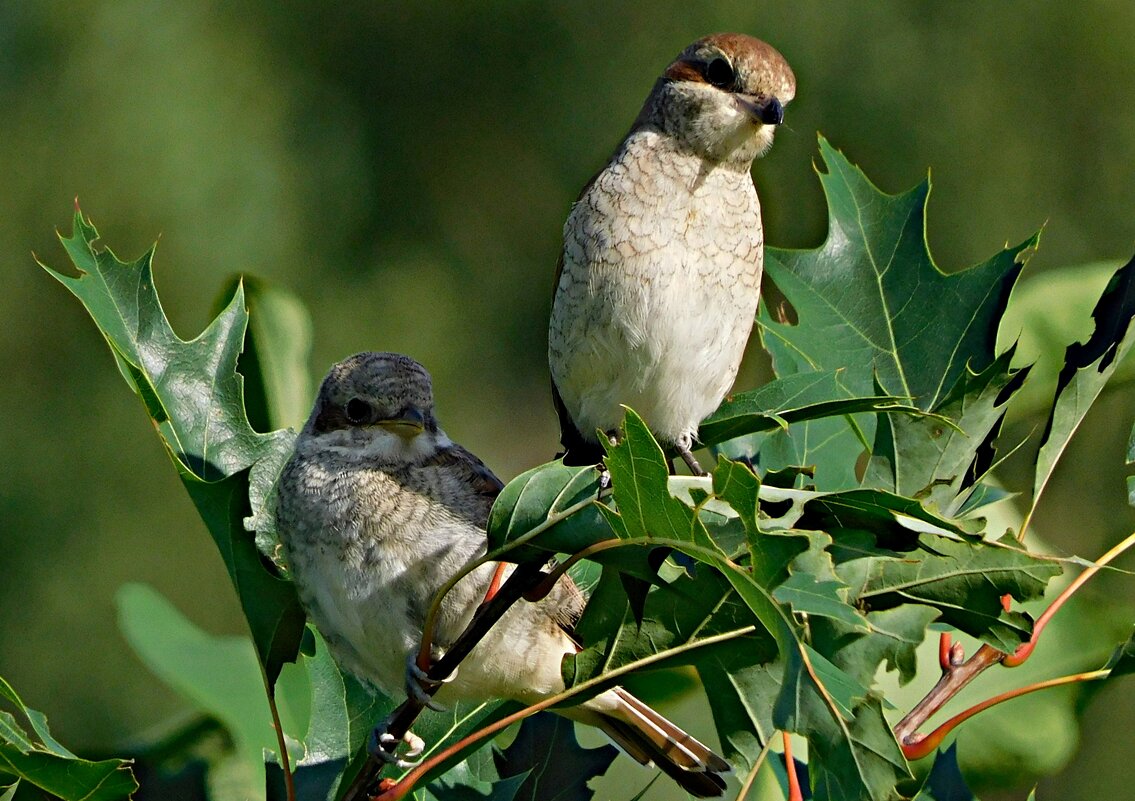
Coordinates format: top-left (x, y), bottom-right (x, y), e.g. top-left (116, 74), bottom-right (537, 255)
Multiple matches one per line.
top-left (340, 560), bottom-right (547, 801)
top-left (895, 530), bottom-right (1135, 754)
top-left (901, 669), bottom-right (1108, 760)
top-left (1004, 530), bottom-right (1135, 666)
top-left (370, 624), bottom-right (757, 801)
top-left (894, 642), bottom-right (1005, 754)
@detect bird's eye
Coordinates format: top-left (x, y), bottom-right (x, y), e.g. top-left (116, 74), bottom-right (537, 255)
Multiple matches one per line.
top-left (705, 57), bottom-right (735, 89)
top-left (344, 397), bottom-right (373, 425)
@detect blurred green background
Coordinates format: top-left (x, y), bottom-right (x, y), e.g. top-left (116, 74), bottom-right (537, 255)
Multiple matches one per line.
top-left (3, 1), bottom-right (1134, 798)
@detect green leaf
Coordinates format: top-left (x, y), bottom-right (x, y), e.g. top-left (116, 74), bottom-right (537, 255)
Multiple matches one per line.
top-left (1128, 421), bottom-right (1135, 506)
top-left (0, 675), bottom-right (136, 801)
top-left (492, 714), bottom-right (617, 801)
top-left (766, 136), bottom-right (1030, 408)
top-left (117, 583), bottom-right (282, 797)
top-left (278, 630), bottom-right (389, 801)
top-left (421, 763), bottom-right (526, 801)
top-left (866, 350), bottom-right (1027, 514)
top-left (487, 461), bottom-right (606, 561)
top-left (837, 537), bottom-right (1059, 651)
top-left (772, 572), bottom-right (869, 630)
top-left (700, 370), bottom-right (916, 447)
top-left (1033, 255), bottom-right (1135, 511)
top-left (749, 136), bottom-right (1032, 489)
top-left (41, 211), bottom-right (306, 683)
top-left (1104, 628), bottom-right (1135, 679)
top-left (221, 274), bottom-right (314, 433)
top-left (998, 260), bottom-right (1135, 421)
top-left (912, 745), bottom-right (979, 801)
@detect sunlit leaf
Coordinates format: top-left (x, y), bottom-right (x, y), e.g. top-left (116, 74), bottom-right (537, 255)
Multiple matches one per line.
top-left (1033, 255), bottom-right (1135, 512)
top-left (743, 137), bottom-right (1032, 489)
top-left (40, 211), bottom-right (306, 683)
top-left (0, 674), bottom-right (136, 801)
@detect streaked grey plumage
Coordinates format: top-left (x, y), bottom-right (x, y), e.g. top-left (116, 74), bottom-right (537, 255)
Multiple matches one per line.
top-left (274, 352), bottom-right (729, 797)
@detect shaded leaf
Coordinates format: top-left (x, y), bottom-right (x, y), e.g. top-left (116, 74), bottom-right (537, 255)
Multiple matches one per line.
top-left (277, 631), bottom-right (389, 801)
top-left (117, 583), bottom-right (281, 798)
top-left (223, 275), bottom-right (314, 433)
top-left (912, 745), bottom-right (978, 801)
top-left (493, 713), bottom-right (617, 801)
top-left (772, 573), bottom-right (869, 631)
top-left (998, 260), bottom-right (1135, 421)
top-left (837, 537), bottom-right (1059, 651)
top-left (866, 350), bottom-right (1027, 514)
top-left (1104, 628), bottom-right (1135, 679)
top-left (1129, 421), bottom-right (1135, 507)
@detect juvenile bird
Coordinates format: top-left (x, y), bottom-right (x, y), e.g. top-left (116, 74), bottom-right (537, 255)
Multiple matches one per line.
top-left (274, 352), bottom-right (730, 797)
top-left (548, 33), bottom-right (795, 473)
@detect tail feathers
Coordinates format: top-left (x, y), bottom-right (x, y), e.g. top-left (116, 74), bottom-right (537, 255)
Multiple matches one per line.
top-left (551, 379), bottom-right (606, 466)
top-left (594, 688), bottom-right (730, 798)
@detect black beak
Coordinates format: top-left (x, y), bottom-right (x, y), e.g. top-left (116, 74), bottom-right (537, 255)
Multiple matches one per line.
top-left (757, 96), bottom-right (784, 126)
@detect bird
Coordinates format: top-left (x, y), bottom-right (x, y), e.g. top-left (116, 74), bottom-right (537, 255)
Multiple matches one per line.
top-left (548, 33), bottom-right (796, 474)
top-left (274, 352), bottom-right (730, 797)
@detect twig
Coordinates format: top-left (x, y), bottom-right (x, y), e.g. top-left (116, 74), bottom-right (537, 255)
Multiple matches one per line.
top-left (735, 738), bottom-right (774, 801)
top-left (894, 642), bottom-right (1005, 754)
top-left (895, 529), bottom-right (1135, 753)
top-left (782, 731), bottom-right (802, 801)
top-left (1004, 530), bottom-right (1135, 666)
top-left (340, 561), bottom-right (547, 801)
top-left (901, 669), bottom-right (1108, 760)
top-left (266, 685), bottom-right (296, 801)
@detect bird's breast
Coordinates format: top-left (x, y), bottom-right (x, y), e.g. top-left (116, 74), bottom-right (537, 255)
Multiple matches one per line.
top-left (548, 133), bottom-right (766, 441)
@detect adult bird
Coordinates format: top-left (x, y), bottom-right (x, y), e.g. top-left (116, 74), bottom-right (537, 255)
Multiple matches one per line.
top-left (548, 33), bottom-right (795, 474)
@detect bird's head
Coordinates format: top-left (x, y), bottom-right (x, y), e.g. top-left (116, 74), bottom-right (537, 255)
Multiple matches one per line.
top-left (641, 33), bottom-right (796, 165)
top-left (300, 351), bottom-right (445, 463)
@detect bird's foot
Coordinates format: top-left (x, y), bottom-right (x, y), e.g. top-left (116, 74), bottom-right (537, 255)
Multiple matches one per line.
top-left (368, 720), bottom-right (426, 769)
top-left (676, 434), bottom-right (708, 477)
top-left (404, 650), bottom-right (458, 711)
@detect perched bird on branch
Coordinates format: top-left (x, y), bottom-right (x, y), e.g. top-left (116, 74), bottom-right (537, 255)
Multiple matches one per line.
top-left (274, 352), bottom-right (730, 797)
top-left (549, 33), bottom-right (795, 474)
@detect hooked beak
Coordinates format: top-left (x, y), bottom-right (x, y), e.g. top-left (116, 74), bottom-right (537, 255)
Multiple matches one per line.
top-left (736, 94), bottom-right (784, 126)
top-left (377, 408), bottom-right (426, 439)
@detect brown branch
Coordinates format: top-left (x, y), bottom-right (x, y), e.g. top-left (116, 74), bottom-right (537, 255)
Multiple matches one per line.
top-left (266, 685), bottom-right (296, 801)
top-left (896, 531), bottom-right (1135, 754)
top-left (894, 641), bottom-right (1006, 754)
top-left (901, 669), bottom-right (1108, 760)
top-left (340, 561), bottom-right (547, 801)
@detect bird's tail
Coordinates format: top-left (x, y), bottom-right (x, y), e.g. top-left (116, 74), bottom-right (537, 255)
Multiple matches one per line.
top-left (568, 687), bottom-right (730, 798)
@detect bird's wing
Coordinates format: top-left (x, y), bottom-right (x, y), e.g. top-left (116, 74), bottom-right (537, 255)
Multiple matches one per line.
top-left (422, 443), bottom-right (504, 525)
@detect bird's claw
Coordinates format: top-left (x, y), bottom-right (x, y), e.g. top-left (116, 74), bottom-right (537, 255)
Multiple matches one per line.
top-left (405, 650), bottom-right (458, 711)
top-left (676, 433), bottom-right (707, 476)
top-left (368, 724), bottom-right (426, 769)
